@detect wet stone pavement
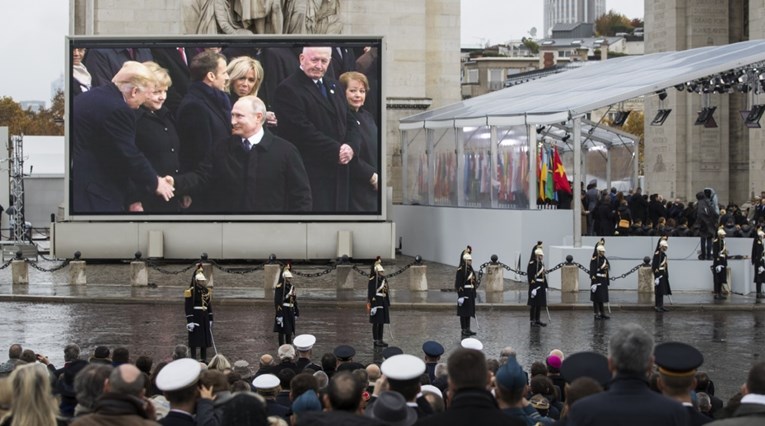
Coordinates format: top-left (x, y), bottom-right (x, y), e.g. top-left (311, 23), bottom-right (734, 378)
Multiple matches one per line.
top-left (0, 255), bottom-right (764, 401)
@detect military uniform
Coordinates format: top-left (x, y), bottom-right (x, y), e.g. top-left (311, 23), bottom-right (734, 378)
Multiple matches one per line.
top-left (185, 269), bottom-right (213, 362)
top-left (589, 240), bottom-right (610, 319)
top-left (654, 342), bottom-right (711, 426)
top-left (711, 229), bottom-right (728, 300)
top-left (527, 242), bottom-right (548, 326)
top-left (368, 258), bottom-right (390, 347)
top-left (652, 237), bottom-right (672, 312)
top-left (455, 247), bottom-right (478, 337)
top-left (752, 229), bottom-right (765, 299)
top-left (273, 265), bottom-right (299, 345)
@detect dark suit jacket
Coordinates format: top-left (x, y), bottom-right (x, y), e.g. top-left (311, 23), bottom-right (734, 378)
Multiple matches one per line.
top-left (259, 47), bottom-right (300, 110)
top-left (566, 374), bottom-right (688, 426)
top-left (151, 47), bottom-right (192, 115)
top-left (159, 410), bottom-right (195, 426)
top-left (83, 48), bottom-right (153, 87)
top-left (415, 388), bottom-right (525, 426)
top-left (273, 69), bottom-right (350, 212)
top-left (177, 131), bottom-right (311, 213)
top-left (72, 84), bottom-right (158, 213)
top-left (346, 108), bottom-right (378, 212)
top-left (329, 46), bottom-right (357, 80)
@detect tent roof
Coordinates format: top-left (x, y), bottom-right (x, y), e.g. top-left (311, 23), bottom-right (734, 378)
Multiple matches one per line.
top-left (400, 39), bottom-right (765, 130)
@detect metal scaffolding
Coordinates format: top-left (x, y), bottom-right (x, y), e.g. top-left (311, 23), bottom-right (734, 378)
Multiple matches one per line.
top-left (9, 134), bottom-right (25, 244)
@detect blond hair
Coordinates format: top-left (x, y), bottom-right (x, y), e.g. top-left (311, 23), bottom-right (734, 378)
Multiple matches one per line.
top-left (142, 61), bottom-right (172, 89)
top-left (226, 56), bottom-right (264, 96)
top-left (1, 364), bottom-right (58, 426)
top-left (339, 71), bottom-right (369, 91)
top-left (112, 61), bottom-right (156, 93)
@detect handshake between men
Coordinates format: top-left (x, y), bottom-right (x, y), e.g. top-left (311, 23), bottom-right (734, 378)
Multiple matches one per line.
top-left (156, 175), bottom-right (175, 201)
top-left (338, 144), bottom-right (354, 165)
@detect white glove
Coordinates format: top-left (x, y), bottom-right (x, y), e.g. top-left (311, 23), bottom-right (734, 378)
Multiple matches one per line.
top-left (370, 307), bottom-right (378, 316)
top-left (186, 323), bottom-right (195, 332)
top-left (715, 265), bottom-right (723, 273)
top-left (758, 266), bottom-right (764, 274)
top-left (591, 284), bottom-right (597, 293)
top-left (457, 297), bottom-right (465, 306)
top-left (654, 278), bottom-right (660, 286)
top-left (276, 316), bottom-right (283, 327)
top-left (209, 321), bottom-right (213, 329)
top-left (531, 288), bottom-right (538, 298)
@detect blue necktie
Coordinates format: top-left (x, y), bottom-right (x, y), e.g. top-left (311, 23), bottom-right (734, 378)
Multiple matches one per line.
top-left (316, 80), bottom-right (328, 99)
top-left (242, 139), bottom-right (251, 152)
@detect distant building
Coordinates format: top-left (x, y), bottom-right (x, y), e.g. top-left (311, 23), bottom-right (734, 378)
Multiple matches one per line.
top-left (544, 0), bottom-right (606, 37)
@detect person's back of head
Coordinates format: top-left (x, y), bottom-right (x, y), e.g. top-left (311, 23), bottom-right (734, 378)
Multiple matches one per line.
top-left (64, 343), bottom-right (81, 362)
top-left (112, 61), bottom-right (156, 93)
top-left (277, 344), bottom-right (296, 363)
top-left (321, 353), bottom-right (336, 372)
top-left (200, 369), bottom-right (229, 395)
top-left (135, 355), bottom-right (153, 376)
top-left (290, 373), bottom-right (319, 400)
top-left (277, 368), bottom-right (296, 390)
top-left (189, 50), bottom-right (225, 82)
top-left (173, 345), bottom-right (190, 360)
top-left (112, 347), bottom-right (129, 365)
top-left (696, 392), bottom-right (712, 413)
top-left (447, 348), bottom-right (488, 391)
top-left (108, 364), bottom-right (145, 397)
top-left (365, 363), bottom-right (381, 382)
top-left (530, 375), bottom-right (555, 396)
top-left (208, 353), bottom-right (232, 372)
top-left (313, 370), bottom-right (329, 390)
top-left (7, 344), bottom-right (22, 360)
top-left (745, 361), bottom-right (765, 394)
top-left (74, 363), bottom-right (113, 411)
top-left (219, 391), bottom-right (269, 426)
top-left (608, 323), bottom-right (654, 375)
top-left (9, 363), bottom-right (58, 425)
top-left (564, 377), bottom-right (603, 408)
top-left (20, 350), bottom-right (35, 364)
top-left (530, 361), bottom-right (548, 378)
top-left (325, 371), bottom-right (363, 412)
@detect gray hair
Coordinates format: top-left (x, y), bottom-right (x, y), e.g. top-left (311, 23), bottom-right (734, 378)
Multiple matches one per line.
top-left (173, 345), bottom-right (189, 360)
top-left (313, 370), bottom-right (329, 389)
top-left (64, 344), bottom-right (81, 362)
top-left (499, 346), bottom-right (516, 365)
top-left (74, 364), bottom-right (113, 409)
top-left (109, 364), bottom-right (145, 397)
top-left (434, 363), bottom-right (448, 379)
top-left (608, 323), bottom-right (654, 375)
top-left (697, 392), bottom-right (711, 412)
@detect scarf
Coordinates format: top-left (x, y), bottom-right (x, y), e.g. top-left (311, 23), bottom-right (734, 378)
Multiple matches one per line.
top-left (73, 63), bottom-right (92, 90)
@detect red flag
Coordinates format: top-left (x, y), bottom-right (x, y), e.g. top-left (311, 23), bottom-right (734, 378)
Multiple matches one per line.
top-left (552, 147), bottom-right (572, 194)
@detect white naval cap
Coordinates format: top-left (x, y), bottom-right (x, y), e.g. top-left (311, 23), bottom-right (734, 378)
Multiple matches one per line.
top-left (381, 354), bottom-right (426, 381)
top-left (156, 358), bottom-right (201, 391)
top-left (421, 384), bottom-right (443, 398)
top-left (460, 337), bottom-right (484, 351)
top-left (252, 373), bottom-right (280, 390)
top-left (293, 334), bottom-right (316, 351)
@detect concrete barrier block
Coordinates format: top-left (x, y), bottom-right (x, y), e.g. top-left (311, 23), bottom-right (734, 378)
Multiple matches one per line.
top-left (131, 261), bottom-right (148, 286)
top-left (561, 264), bottom-right (579, 292)
top-left (484, 264), bottom-right (503, 292)
top-left (11, 260), bottom-right (28, 285)
top-left (336, 264), bottom-right (355, 290)
top-left (264, 264), bottom-right (280, 292)
top-left (69, 260), bottom-right (87, 285)
top-left (638, 266), bottom-right (653, 294)
top-left (409, 265), bottom-right (427, 291)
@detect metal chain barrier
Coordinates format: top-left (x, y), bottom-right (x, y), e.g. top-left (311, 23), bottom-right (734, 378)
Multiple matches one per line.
top-left (289, 263), bottom-right (337, 278)
top-left (0, 259), bottom-right (13, 270)
top-left (28, 259), bottom-right (71, 272)
top-left (208, 259), bottom-right (265, 274)
top-left (475, 258), bottom-right (645, 285)
top-left (145, 260), bottom-right (199, 275)
top-left (350, 260), bottom-right (418, 278)
top-left (608, 263), bottom-right (644, 281)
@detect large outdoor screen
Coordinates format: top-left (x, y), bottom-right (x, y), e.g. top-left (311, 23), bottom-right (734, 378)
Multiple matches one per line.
top-left (67, 36), bottom-right (384, 220)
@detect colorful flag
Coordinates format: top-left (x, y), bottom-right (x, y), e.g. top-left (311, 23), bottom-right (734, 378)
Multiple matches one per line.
top-left (545, 146), bottom-right (555, 201)
top-left (538, 146), bottom-right (548, 200)
top-left (552, 146), bottom-right (572, 194)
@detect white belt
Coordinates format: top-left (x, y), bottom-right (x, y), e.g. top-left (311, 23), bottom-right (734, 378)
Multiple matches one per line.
top-left (464, 285), bottom-right (474, 289)
top-left (194, 306), bottom-right (207, 311)
top-left (376, 293), bottom-right (386, 297)
top-left (596, 273), bottom-right (606, 277)
top-left (657, 268), bottom-right (665, 271)
top-left (282, 303), bottom-right (294, 308)
top-left (536, 278), bottom-right (545, 282)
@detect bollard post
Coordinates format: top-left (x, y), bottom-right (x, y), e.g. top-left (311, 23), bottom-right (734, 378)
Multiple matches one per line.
top-left (69, 252), bottom-right (87, 285)
top-left (336, 259), bottom-right (355, 290)
top-left (409, 256), bottom-right (427, 291)
top-left (637, 256), bottom-right (653, 294)
top-left (561, 255), bottom-right (579, 293)
top-left (264, 263), bottom-right (280, 293)
top-left (131, 252), bottom-right (148, 286)
top-left (485, 263), bottom-right (503, 292)
top-left (11, 255), bottom-right (28, 285)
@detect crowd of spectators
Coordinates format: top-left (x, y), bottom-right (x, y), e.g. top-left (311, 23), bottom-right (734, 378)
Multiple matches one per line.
top-left (1, 323), bottom-right (763, 425)
top-left (583, 185), bottom-right (765, 239)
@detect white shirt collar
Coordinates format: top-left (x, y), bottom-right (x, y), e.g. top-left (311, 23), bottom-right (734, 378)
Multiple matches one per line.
top-left (741, 393), bottom-right (765, 405)
top-left (243, 127), bottom-right (265, 146)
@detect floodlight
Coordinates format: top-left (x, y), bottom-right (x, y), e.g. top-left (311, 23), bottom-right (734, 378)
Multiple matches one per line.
top-left (650, 109), bottom-right (672, 126)
top-left (745, 104), bottom-right (765, 127)
top-left (694, 106), bottom-right (717, 126)
top-left (612, 110), bottom-right (631, 126)
top-left (657, 89), bottom-right (667, 101)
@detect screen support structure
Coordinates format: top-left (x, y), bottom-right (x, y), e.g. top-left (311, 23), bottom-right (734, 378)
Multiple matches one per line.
top-left (573, 117), bottom-right (582, 248)
top-left (10, 135), bottom-right (26, 243)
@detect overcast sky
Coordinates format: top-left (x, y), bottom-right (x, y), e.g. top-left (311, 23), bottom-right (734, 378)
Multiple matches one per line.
top-left (0, 0), bottom-right (643, 105)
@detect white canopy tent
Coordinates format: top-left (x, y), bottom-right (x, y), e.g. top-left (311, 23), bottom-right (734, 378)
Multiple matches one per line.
top-left (400, 39), bottom-right (765, 246)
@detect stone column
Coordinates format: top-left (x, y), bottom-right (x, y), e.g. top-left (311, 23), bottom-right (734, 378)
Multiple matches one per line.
top-left (409, 265), bottom-right (427, 291)
top-left (131, 261), bottom-right (148, 286)
top-left (561, 264), bottom-right (579, 292)
top-left (336, 264), bottom-right (355, 290)
top-left (11, 260), bottom-right (28, 285)
top-left (69, 260), bottom-right (87, 285)
top-left (637, 266), bottom-right (654, 294)
top-left (484, 264), bottom-right (503, 293)
top-left (264, 264), bottom-right (280, 293)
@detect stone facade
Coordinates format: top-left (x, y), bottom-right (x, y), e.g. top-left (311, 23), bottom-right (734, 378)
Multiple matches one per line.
top-left (644, 0), bottom-right (764, 205)
top-left (71, 0), bottom-right (461, 203)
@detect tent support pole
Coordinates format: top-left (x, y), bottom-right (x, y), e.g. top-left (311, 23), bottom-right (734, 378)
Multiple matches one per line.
top-left (606, 149), bottom-right (612, 191)
top-left (426, 129), bottom-right (435, 205)
top-left (401, 129), bottom-right (408, 203)
top-left (573, 117), bottom-right (582, 248)
top-left (456, 127), bottom-right (465, 207)
top-left (490, 126), bottom-right (498, 208)
top-left (527, 124), bottom-right (537, 209)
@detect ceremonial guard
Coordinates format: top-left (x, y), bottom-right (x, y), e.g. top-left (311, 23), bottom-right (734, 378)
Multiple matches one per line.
top-left (652, 237), bottom-right (672, 312)
top-left (589, 239), bottom-right (610, 319)
top-left (752, 228), bottom-right (765, 299)
top-left (527, 241), bottom-right (548, 327)
top-left (368, 257), bottom-right (390, 347)
top-left (274, 263), bottom-right (299, 345)
top-left (185, 266), bottom-right (213, 362)
top-left (455, 246), bottom-right (478, 337)
top-left (712, 228), bottom-right (728, 300)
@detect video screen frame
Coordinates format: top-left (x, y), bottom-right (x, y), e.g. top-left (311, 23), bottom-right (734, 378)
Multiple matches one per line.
top-left (65, 35), bottom-right (386, 222)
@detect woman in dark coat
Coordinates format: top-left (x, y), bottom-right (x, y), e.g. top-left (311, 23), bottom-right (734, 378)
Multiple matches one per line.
top-left (274, 263), bottom-right (299, 345)
top-left (185, 266), bottom-right (213, 362)
top-left (527, 241), bottom-right (548, 327)
top-left (589, 239), bottom-right (610, 319)
top-left (651, 237), bottom-right (671, 312)
top-left (368, 257), bottom-right (390, 347)
top-left (592, 194), bottom-right (615, 236)
top-left (340, 71), bottom-right (379, 212)
top-left (753, 228), bottom-right (765, 299)
top-left (455, 246), bottom-right (478, 338)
